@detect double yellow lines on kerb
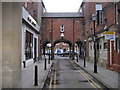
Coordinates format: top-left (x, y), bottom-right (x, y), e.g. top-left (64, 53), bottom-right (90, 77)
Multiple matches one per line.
top-left (70, 60), bottom-right (103, 90)
top-left (49, 69), bottom-right (57, 89)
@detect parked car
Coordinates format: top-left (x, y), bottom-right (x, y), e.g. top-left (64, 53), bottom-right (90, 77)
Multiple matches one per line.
top-left (56, 49), bottom-right (63, 55)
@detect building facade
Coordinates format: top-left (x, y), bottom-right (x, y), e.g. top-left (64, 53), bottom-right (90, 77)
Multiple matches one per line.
top-left (39, 13), bottom-right (84, 59)
top-left (22, 1), bottom-right (46, 68)
top-left (79, 2), bottom-right (120, 72)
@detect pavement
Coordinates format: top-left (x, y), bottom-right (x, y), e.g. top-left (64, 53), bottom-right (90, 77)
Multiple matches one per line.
top-left (19, 56), bottom-right (52, 88)
top-left (73, 57), bottom-right (120, 89)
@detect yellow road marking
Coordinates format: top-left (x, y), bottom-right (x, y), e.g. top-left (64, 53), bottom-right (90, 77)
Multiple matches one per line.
top-left (70, 61), bottom-right (97, 88)
top-left (53, 70), bottom-right (56, 88)
top-left (49, 75), bottom-right (52, 89)
top-left (70, 60), bottom-right (102, 89)
top-left (78, 67), bottom-right (102, 89)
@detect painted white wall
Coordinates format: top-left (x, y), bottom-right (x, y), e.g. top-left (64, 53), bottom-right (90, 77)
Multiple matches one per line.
top-left (89, 37), bottom-right (107, 62)
top-left (22, 23), bottom-right (39, 68)
top-left (99, 38), bottom-right (107, 60)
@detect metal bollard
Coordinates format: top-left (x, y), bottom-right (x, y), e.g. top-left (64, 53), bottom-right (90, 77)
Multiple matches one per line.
top-left (23, 61), bottom-right (26, 68)
top-left (84, 57), bottom-right (86, 67)
top-left (34, 65), bottom-right (38, 86)
top-left (77, 55), bottom-right (78, 62)
top-left (48, 54), bottom-right (50, 64)
top-left (44, 58), bottom-right (47, 70)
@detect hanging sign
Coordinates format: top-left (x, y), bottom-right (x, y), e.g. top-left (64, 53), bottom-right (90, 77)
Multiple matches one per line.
top-left (103, 31), bottom-right (115, 40)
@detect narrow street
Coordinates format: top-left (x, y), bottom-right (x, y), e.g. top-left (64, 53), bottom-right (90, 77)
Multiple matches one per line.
top-left (43, 56), bottom-right (108, 89)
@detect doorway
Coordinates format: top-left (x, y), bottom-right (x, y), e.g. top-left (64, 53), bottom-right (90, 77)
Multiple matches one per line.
top-left (34, 38), bottom-right (37, 60)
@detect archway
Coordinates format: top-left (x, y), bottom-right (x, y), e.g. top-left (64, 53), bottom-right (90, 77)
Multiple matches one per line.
top-left (51, 38), bottom-right (73, 59)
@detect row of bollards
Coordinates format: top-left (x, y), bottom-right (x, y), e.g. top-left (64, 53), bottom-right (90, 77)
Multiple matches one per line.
top-left (34, 56), bottom-right (51, 86)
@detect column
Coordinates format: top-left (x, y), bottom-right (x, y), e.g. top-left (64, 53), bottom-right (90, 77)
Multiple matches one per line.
top-left (2, 3), bottom-right (22, 88)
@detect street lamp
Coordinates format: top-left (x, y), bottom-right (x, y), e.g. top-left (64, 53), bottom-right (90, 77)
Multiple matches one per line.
top-left (61, 33), bottom-right (64, 39)
top-left (92, 14), bottom-right (97, 73)
top-left (72, 19), bottom-right (75, 60)
top-left (84, 40), bottom-right (86, 67)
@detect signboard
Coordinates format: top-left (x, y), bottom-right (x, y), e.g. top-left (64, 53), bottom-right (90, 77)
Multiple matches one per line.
top-left (103, 31), bottom-right (115, 40)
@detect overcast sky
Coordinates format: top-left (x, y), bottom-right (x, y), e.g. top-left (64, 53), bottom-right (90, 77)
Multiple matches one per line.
top-left (43, 0), bottom-right (82, 12)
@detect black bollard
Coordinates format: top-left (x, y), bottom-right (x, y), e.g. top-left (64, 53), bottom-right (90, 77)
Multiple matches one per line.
top-left (23, 61), bottom-right (26, 68)
top-left (34, 65), bottom-right (38, 86)
top-left (84, 57), bottom-right (86, 67)
top-left (77, 55), bottom-right (78, 62)
top-left (48, 54), bottom-right (50, 64)
top-left (44, 58), bottom-right (47, 70)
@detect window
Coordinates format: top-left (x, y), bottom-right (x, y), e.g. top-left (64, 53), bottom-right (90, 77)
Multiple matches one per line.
top-left (96, 10), bottom-right (104, 25)
top-left (104, 42), bottom-right (107, 50)
top-left (96, 3), bottom-right (102, 11)
top-left (60, 24), bottom-right (64, 32)
top-left (96, 3), bottom-right (103, 25)
top-left (25, 31), bottom-right (33, 60)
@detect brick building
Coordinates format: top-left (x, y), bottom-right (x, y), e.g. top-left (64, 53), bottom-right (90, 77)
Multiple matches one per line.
top-left (39, 13), bottom-right (84, 59)
top-left (79, 2), bottom-right (120, 72)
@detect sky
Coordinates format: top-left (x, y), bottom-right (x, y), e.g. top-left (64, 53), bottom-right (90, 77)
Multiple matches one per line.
top-left (43, 0), bottom-right (83, 12)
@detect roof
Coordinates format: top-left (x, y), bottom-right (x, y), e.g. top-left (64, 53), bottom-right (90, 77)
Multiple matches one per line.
top-left (42, 12), bottom-right (84, 18)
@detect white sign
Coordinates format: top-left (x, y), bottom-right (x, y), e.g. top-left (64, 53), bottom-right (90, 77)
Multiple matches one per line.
top-left (104, 34), bottom-right (115, 40)
top-left (103, 31), bottom-right (115, 40)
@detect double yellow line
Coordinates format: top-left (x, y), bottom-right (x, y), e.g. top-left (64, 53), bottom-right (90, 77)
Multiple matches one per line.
top-left (49, 69), bottom-right (57, 89)
top-left (70, 60), bottom-right (103, 90)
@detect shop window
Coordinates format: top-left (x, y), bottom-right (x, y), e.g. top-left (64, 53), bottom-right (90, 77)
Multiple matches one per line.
top-left (25, 31), bottom-right (33, 60)
top-left (104, 42), bottom-right (107, 50)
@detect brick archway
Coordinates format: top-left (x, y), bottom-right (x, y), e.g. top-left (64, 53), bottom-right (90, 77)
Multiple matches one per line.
top-left (53, 38), bottom-right (72, 47)
top-left (39, 13), bottom-right (84, 59)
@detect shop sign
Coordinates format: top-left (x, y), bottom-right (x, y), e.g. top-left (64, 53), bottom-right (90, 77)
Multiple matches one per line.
top-left (103, 31), bottom-right (115, 40)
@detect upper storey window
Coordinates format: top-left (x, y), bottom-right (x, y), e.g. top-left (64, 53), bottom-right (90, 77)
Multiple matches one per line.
top-left (60, 24), bottom-right (64, 33)
top-left (96, 3), bottom-right (103, 25)
top-left (96, 3), bottom-right (102, 11)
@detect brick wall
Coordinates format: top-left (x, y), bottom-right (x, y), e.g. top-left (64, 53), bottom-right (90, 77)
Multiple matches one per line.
top-left (41, 17), bottom-right (84, 44)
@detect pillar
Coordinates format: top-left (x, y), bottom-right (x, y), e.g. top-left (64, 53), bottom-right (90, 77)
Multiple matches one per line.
top-left (51, 44), bottom-right (54, 60)
top-left (2, 3), bottom-right (22, 88)
top-left (72, 45), bottom-right (75, 60)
